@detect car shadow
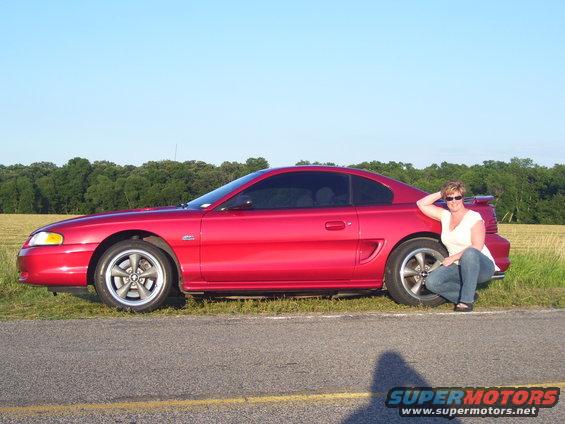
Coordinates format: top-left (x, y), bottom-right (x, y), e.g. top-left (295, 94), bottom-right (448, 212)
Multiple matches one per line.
top-left (72, 289), bottom-right (188, 309)
top-left (189, 289), bottom-right (388, 301)
top-left (71, 287), bottom-right (408, 311)
top-left (341, 350), bottom-right (461, 423)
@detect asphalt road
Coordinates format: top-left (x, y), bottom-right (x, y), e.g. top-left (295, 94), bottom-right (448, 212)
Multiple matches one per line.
top-left (0, 309), bottom-right (564, 423)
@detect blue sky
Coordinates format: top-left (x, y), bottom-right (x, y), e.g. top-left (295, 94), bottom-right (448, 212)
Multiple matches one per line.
top-left (1, 0), bottom-right (564, 168)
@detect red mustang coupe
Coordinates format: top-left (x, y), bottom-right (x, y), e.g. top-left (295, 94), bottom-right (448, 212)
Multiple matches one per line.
top-left (17, 166), bottom-right (510, 312)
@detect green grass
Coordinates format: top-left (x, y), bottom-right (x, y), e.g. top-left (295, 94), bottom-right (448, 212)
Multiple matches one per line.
top-left (1, 242), bottom-right (563, 320)
top-left (0, 215), bottom-right (563, 319)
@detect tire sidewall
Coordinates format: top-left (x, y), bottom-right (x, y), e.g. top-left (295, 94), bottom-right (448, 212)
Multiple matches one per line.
top-left (94, 240), bottom-right (173, 312)
top-left (386, 238), bottom-right (448, 306)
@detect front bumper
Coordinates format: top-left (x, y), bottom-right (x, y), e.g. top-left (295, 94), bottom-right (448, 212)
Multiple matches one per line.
top-left (17, 243), bottom-right (97, 286)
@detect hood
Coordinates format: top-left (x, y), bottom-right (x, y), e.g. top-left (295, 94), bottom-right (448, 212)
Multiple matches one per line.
top-left (33, 206), bottom-right (199, 234)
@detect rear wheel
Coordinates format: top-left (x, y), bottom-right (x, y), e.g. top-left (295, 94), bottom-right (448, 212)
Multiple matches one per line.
top-left (94, 240), bottom-right (173, 312)
top-left (385, 238), bottom-right (447, 306)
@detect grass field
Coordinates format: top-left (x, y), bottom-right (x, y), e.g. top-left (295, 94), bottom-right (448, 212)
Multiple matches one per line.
top-left (0, 215), bottom-right (563, 320)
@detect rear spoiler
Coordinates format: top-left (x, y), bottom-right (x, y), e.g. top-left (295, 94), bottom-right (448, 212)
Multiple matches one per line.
top-left (465, 195), bottom-right (494, 205)
top-left (437, 195), bottom-right (494, 206)
top-left (467, 196), bottom-right (498, 233)
top-left (436, 195), bottom-right (498, 233)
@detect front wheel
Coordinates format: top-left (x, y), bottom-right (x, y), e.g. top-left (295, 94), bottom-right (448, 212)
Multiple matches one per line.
top-left (385, 238), bottom-right (447, 306)
top-left (94, 240), bottom-right (173, 312)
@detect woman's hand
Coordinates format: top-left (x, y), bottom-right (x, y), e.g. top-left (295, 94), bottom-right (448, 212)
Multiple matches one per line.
top-left (442, 255), bottom-right (459, 267)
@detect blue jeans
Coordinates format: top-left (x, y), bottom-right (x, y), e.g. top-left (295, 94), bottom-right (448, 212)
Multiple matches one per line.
top-left (425, 248), bottom-right (495, 304)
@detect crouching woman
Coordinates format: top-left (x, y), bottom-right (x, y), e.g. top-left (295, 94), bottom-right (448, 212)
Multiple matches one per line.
top-left (416, 181), bottom-right (499, 312)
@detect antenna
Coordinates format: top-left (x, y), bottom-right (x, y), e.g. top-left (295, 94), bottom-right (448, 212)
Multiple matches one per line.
top-left (174, 143), bottom-right (178, 161)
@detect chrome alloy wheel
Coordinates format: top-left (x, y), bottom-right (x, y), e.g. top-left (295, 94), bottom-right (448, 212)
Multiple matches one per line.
top-left (399, 247), bottom-right (444, 300)
top-left (104, 249), bottom-right (165, 307)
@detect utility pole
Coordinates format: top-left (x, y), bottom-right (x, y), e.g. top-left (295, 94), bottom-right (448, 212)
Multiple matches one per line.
top-left (174, 143), bottom-right (178, 161)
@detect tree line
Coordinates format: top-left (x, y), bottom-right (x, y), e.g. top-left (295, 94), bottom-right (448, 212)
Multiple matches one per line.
top-left (0, 157), bottom-right (563, 224)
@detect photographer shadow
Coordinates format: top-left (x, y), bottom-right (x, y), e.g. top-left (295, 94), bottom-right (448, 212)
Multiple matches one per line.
top-left (342, 350), bottom-right (461, 423)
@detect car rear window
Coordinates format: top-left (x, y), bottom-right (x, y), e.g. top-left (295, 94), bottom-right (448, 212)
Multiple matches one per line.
top-left (352, 175), bottom-right (393, 205)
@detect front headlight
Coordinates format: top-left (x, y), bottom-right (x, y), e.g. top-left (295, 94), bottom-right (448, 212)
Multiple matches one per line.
top-left (28, 232), bottom-right (64, 246)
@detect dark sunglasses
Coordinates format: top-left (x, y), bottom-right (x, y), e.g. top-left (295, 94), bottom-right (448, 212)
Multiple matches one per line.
top-left (445, 195), bottom-right (463, 201)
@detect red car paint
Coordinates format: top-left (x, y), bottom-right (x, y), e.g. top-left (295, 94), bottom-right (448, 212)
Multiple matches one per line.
top-left (17, 166), bottom-right (510, 294)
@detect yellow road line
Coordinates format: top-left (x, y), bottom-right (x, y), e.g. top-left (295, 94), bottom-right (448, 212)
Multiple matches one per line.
top-left (522, 382), bottom-right (565, 388)
top-left (1, 382), bottom-right (563, 416)
top-left (0, 393), bottom-right (378, 416)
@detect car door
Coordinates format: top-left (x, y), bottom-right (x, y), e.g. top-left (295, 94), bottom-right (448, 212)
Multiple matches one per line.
top-left (200, 171), bottom-right (359, 284)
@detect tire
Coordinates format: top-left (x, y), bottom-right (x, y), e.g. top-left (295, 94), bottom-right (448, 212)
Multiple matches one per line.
top-left (94, 240), bottom-right (173, 312)
top-left (385, 238), bottom-right (448, 307)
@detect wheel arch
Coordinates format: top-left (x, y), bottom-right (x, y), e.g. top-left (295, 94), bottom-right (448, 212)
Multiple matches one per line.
top-left (87, 230), bottom-right (182, 292)
top-left (385, 232), bottom-right (443, 272)
top-left (383, 233), bottom-right (447, 306)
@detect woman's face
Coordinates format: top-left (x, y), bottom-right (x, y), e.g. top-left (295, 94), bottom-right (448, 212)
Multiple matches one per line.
top-left (445, 190), bottom-right (464, 213)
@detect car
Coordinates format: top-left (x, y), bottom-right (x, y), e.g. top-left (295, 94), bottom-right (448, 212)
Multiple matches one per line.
top-left (17, 166), bottom-right (510, 312)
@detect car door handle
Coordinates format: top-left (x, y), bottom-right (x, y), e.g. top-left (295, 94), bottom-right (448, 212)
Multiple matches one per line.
top-left (325, 221), bottom-right (346, 231)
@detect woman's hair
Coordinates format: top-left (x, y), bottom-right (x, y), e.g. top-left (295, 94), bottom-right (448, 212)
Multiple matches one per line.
top-left (440, 180), bottom-right (466, 198)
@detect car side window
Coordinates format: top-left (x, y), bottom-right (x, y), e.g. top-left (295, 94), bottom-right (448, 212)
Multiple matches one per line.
top-left (352, 175), bottom-right (393, 205)
top-left (220, 172), bottom-right (351, 210)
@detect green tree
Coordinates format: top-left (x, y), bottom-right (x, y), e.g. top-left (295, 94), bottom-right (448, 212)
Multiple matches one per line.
top-left (0, 157), bottom-right (563, 224)
top-left (123, 175), bottom-right (151, 208)
top-left (0, 179), bottom-right (18, 213)
top-left (16, 177), bottom-right (35, 213)
top-left (55, 158), bottom-right (92, 214)
top-left (245, 157), bottom-right (269, 173)
top-left (85, 175), bottom-right (119, 213)
top-left (36, 175), bottom-right (57, 213)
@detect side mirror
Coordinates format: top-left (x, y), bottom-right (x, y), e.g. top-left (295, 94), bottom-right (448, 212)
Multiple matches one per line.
top-left (225, 195), bottom-right (253, 211)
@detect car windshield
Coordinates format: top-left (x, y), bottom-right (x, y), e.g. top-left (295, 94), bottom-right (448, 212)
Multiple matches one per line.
top-left (181, 170), bottom-right (267, 210)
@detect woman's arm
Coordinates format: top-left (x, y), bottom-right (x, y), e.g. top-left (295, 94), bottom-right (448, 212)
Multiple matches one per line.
top-left (416, 191), bottom-right (444, 221)
top-left (469, 219), bottom-right (486, 251)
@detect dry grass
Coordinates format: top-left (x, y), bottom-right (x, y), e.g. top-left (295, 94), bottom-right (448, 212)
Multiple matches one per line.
top-left (1, 214), bottom-right (80, 249)
top-left (2, 215), bottom-right (563, 256)
top-left (498, 224), bottom-right (565, 260)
